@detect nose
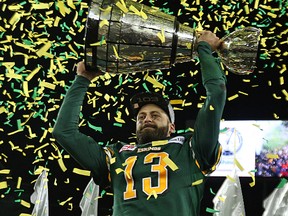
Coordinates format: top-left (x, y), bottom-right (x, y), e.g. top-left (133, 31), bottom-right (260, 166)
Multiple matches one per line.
top-left (143, 114), bottom-right (152, 123)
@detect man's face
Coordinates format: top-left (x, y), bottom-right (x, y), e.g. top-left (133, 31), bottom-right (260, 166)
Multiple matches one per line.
top-left (136, 104), bottom-right (175, 144)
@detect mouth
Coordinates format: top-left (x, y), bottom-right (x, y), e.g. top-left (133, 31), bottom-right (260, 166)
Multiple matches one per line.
top-left (142, 125), bottom-right (156, 130)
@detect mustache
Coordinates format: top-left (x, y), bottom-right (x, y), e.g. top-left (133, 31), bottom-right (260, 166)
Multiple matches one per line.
top-left (141, 123), bottom-right (157, 130)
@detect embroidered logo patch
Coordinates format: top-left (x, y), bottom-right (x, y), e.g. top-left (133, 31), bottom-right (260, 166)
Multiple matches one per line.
top-left (168, 136), bottom-right (185, 145)
top-left (119, 145), bottom-right (137, 153)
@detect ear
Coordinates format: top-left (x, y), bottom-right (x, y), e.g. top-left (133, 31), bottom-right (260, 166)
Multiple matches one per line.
top-left (168, 123), bottom-right (176, 135)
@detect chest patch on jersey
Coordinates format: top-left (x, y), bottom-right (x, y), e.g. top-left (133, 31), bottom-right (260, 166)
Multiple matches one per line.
top-left (168, 136), bottom-right (185, 145)
top-left (119, 145), bottom-right (137, 153)
top-left (137, 146), bottom-right (161, 153)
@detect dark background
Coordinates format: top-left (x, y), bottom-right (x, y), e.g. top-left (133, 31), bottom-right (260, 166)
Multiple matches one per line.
top-left (0, 0), bottom-right (287, 215)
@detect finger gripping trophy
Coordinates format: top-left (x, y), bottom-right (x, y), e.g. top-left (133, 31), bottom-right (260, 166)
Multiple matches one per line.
top-left (84, 0), bottom-right (261, 75)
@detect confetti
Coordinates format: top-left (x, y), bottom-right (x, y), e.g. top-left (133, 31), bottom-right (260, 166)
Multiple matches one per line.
top-left (0, 181), bottom-right (8, 190)
top-left (192, 179), bottom-right (203, 186)
top-left (151, 140), bottom-right (168, 146)
top-left (276, 178), bottom-right (288, 189)
top-left (72, 168), bottom-right (91, 176)
top-left (163, 156), bottom-right (178, 171)
top-left (0, 0), bottom-right (287, 213)
top-left (146, 190), bottom-right (158, 200)
top-left (115, 0), bottom-right (129, 14)
top-left (157, 28), bottom-right (165, 43)
top-left (206, 207), bottom-right (220, 213)
top-left (265, 153), bottom-right (279, 159)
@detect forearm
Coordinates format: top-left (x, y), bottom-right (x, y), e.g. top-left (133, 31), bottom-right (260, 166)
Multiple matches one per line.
top-left (192, 42), bottom-right (227, 168)
top-left (53, 75), bottom-right (90, 141)
top-left (52, 76), bottom-right (108, 182)
top-left (197, 41), bottom-right (226, 85)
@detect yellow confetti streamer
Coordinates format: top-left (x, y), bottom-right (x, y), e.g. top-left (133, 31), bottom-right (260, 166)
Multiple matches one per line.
top-left (99, 6), bottom-right (112, 14)
top-left (129, 5), bottom-right (141, 16)
top-left (218, 196), bottom-right (226, 202)
top-left (73, 168), bottom-right (91, 176)
top-left (26, 66), bottom-right (41, 81)
top-left (0, 181), bottom-right (8, 189)
top-left (115, 0), bottom-right (129, 13)
top-left (114, 117), bottom-right (125, 123)
top-left (99, 19), bottom-right (109, 28)
top-left (59, 197), bottom-right (73, 206)
top-left (152, 140), bottom-right (168, 146)
top-left (192, 179), bottom-right (203, 186)
top-left (16, 176), bottom-right (22, 189)
top-left (227, 94), bottom-right (239, 101)
top-left (147, 190), bottom-right (158, 200)
top-left (279, 64), bottom-right (286, 74)
top-left (20, 199), bottom-right (31, 208)
top-left (58, 157), bottom-right (67, 172)
top-left (170, 99), bottom-right (183, 105)
top-left (273, 93), bottom-right (281, 99)
top-left (57, 0), bottom-right (71, 17)
top-left (67, 0), bottom-right (76, 9)
top-left (226, 175), bottom-right (236, 182)
top-left (254, 0), bottom-right (259, 9)
top-left (282, 89), bottom-right (288, 100)
top-left (115, 168), bottom-right (124, 174)
top-left (0, 169), bottom-right (10, 174)
top-left (157, 28), bottom-right (165, 43)
top-left (273, 113), bottom-right (279, 119)
top-left (39, 81), bottom-right (56, 90)
top-left (36, 42), bottom-right (51, 57)
top-left (9, 12), bottom-right (21, 26)
top-left (140, 7), bottom-right (148, 20)
top-left (266, 153), bottom-right (279, 159)
top-left (68, 44), bottom-right (78, 58)
top-left (238, 91), bottom-right (248, 96)
top-left (163, 156), bottom-right (178, 171)
top-left (32, 3), bottom-right (52, 10)
top-left (145, 76), bottom-right (165, 89)
top-left (234, 158), bottom-right (244, 171)
top-left (110, 157), bottom-right (116, 164)
top-left (112, 45), bottom-right (121, 59)
top-left (23, 81), bottom-right (29, 97)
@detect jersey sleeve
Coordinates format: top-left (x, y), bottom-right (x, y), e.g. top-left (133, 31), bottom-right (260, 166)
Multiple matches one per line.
top-left (191, 41), bottom-right (226, 173)
top-left (52, 75), bottom-right (110, 186)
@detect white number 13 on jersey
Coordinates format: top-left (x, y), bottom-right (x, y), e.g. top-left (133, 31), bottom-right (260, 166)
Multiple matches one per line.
top-left (123, 152), bottom-right (169, 200)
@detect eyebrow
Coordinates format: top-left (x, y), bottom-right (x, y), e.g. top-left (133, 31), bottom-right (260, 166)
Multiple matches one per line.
top-left (138, 110), bottom-right (162, 116)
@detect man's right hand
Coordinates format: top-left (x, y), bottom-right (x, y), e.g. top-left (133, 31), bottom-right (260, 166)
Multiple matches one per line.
top-left (197, 30), bottom-right (223, 51)
top-left (76, 61), bottom-right (103, 81)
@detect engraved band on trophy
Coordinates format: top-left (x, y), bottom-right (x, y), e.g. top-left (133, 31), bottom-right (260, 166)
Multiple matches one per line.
top-left (84, 0), bottom-right (261, 75)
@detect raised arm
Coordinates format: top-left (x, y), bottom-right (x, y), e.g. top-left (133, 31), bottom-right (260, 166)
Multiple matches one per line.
top-left (191, 31), bottom-right (227, 172)
top-left (52, 62), bottom-right (109, 185)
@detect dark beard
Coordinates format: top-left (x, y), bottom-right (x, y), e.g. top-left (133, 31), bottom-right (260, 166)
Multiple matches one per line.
top-left (136, 124), bottom-right (169, 144)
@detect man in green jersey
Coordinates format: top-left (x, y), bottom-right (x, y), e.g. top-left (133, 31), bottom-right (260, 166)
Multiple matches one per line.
top-left (53, 30), bottom-right (227, 215)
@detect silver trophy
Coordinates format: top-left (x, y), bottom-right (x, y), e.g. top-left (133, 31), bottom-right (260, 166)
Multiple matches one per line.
top-left (84, 0), bottom-right (261, 75)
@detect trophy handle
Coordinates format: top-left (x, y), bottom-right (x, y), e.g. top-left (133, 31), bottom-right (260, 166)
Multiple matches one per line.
top-left (217, 27), bottom-right (262, 75)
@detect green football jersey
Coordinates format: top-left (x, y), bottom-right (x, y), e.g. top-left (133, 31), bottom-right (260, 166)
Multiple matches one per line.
top-left (105, 133), bottom-right (221, 216)
top-left (53, 41), bottom-right (226, 215)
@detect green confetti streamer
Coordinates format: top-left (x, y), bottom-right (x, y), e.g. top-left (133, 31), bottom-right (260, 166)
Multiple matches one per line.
top-left (100, 189), bottom-right (106, 197)
top-left (87, 121), bottom-right (103, 132)
top-left (277, 178), bottom-right (288, 188)
top-left (206, 207), bottom-right (220, 213)
top-left (113, 123), bottom-right (123, 127)
top-left (209, 187), bottom-right (216, 195)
